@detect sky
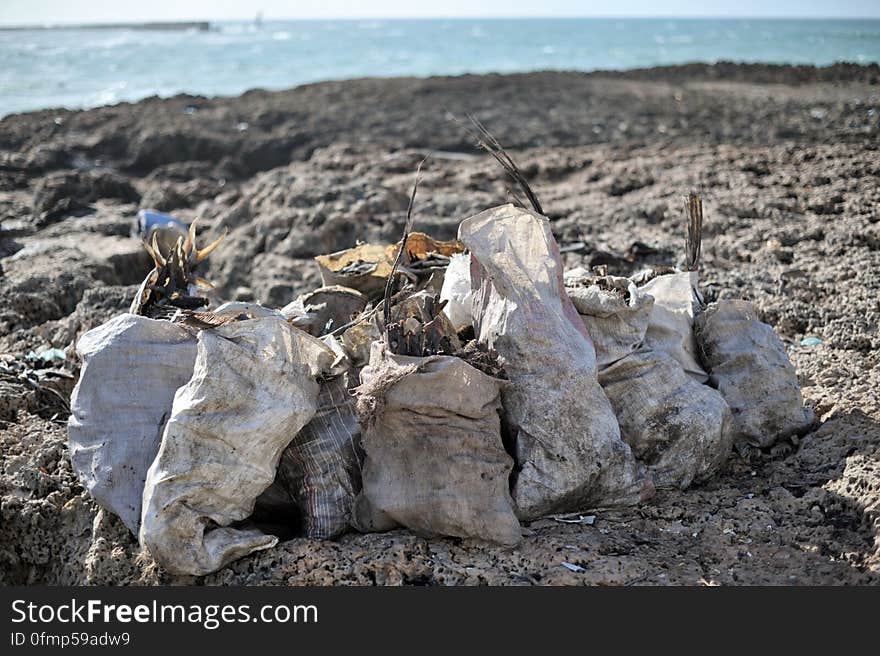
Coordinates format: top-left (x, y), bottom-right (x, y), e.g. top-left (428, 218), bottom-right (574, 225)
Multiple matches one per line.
top-left (1, 0), bottom-right (878, 25)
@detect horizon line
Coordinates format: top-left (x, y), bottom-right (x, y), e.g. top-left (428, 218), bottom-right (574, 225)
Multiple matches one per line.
top-left (2, 15), bottom-right (880, 28)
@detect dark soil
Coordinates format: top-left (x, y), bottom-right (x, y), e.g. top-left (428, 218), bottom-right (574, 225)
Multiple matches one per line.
top-left (1, 62), bottom-right (878, 585)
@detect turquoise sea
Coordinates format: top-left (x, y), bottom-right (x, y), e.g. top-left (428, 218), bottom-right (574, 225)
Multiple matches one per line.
top-left (1, 18), bottom-right (878, 117)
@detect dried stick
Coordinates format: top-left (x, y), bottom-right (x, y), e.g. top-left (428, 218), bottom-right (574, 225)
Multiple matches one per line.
top-left (383, 155), bottom-right (429, 329)
top-left (684, 192), bottom-right (703, 272)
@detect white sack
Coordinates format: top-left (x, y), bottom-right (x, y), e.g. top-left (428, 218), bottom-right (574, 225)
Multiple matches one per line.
top-left (439, 252), bottom-right (474, 331)
top-left (140, 317), bottom-right (333, 575)
top-left (459, 204), bottom-right (653, 520)
top-left (68, 314), bottom-right (197, 534)
top-left (695, 299), bottom-right (813, 448)
top-left (640, 271), bottom-right (709, 382)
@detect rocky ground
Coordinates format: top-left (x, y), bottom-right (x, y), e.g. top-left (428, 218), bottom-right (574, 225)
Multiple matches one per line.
top-left (0, 63), bottom-right (878, 585)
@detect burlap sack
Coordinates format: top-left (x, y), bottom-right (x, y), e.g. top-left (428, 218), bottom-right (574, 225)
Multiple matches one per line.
top-left (599, 351), bottom-right (733, 489)
top-left (566, 273), bottom-right (654, 369)
top-left (354, 343), bottom-right (521, 546)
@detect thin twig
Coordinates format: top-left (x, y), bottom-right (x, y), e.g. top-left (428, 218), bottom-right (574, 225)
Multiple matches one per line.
top-left (383, 155), bottom-right (429, 328)
top-left (328, 287), bottom-right (413, 338)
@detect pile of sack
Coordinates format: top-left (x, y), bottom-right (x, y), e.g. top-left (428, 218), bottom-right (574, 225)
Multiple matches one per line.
top-left (67, 196), bottom-right (813, 576)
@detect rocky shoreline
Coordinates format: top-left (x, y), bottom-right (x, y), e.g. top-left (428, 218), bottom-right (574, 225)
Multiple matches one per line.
top-left (1, 63), bottom-right (878, 585)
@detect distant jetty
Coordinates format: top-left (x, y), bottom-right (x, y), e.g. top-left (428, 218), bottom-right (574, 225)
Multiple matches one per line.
top-left (0, 21), bottom-right (211, 32)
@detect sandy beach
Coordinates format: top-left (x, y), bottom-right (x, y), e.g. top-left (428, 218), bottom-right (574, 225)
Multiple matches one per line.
top-left (1, 62), bottom-right (878, 585)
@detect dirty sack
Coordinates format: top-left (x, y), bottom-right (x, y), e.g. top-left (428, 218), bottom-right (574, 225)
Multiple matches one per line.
top-left (695, 299), bottom-right (813, 448)
top-left (266, 369), bottom-right (363, 540)
top-left (636, 193), bottom-right (709, 383)
top-left (353, 342), bottom-right (521, 546)
top-left (282, 286), bottom-right (368, 336)
top-left (600, 351), bottom-right (732, 489)
top-left (638, 269), bottom-right (709, 383)
top-left (460, 204), bottom-right (652, 520)
top-left (68, 313), bottom-right (197, 534)
top-left (566, 273), bottom-right (733, 489)
top-left (139, 316), bottom-right (333, 576)
top-left (565, 270), bottom-right (654, 369)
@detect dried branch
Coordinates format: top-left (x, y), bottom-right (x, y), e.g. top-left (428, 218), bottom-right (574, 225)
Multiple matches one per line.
top-left (456, 113), bottom-right (544, 216)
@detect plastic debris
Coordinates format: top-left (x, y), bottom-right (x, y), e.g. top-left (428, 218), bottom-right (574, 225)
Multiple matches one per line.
top-left (552, 514), bottom-right (597, 525)
top-left (25, 347), bottom-right (67, 363)
top-left (800, 336), bottom-right (823, 347)
top-left (439, 252), bottom-right (474, 331)
top-left (136, 209), bottom-right (188, 255)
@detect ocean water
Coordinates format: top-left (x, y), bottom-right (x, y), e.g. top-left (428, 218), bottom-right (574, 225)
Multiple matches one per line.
top-left (1, 18), bottom-right (878, 117)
